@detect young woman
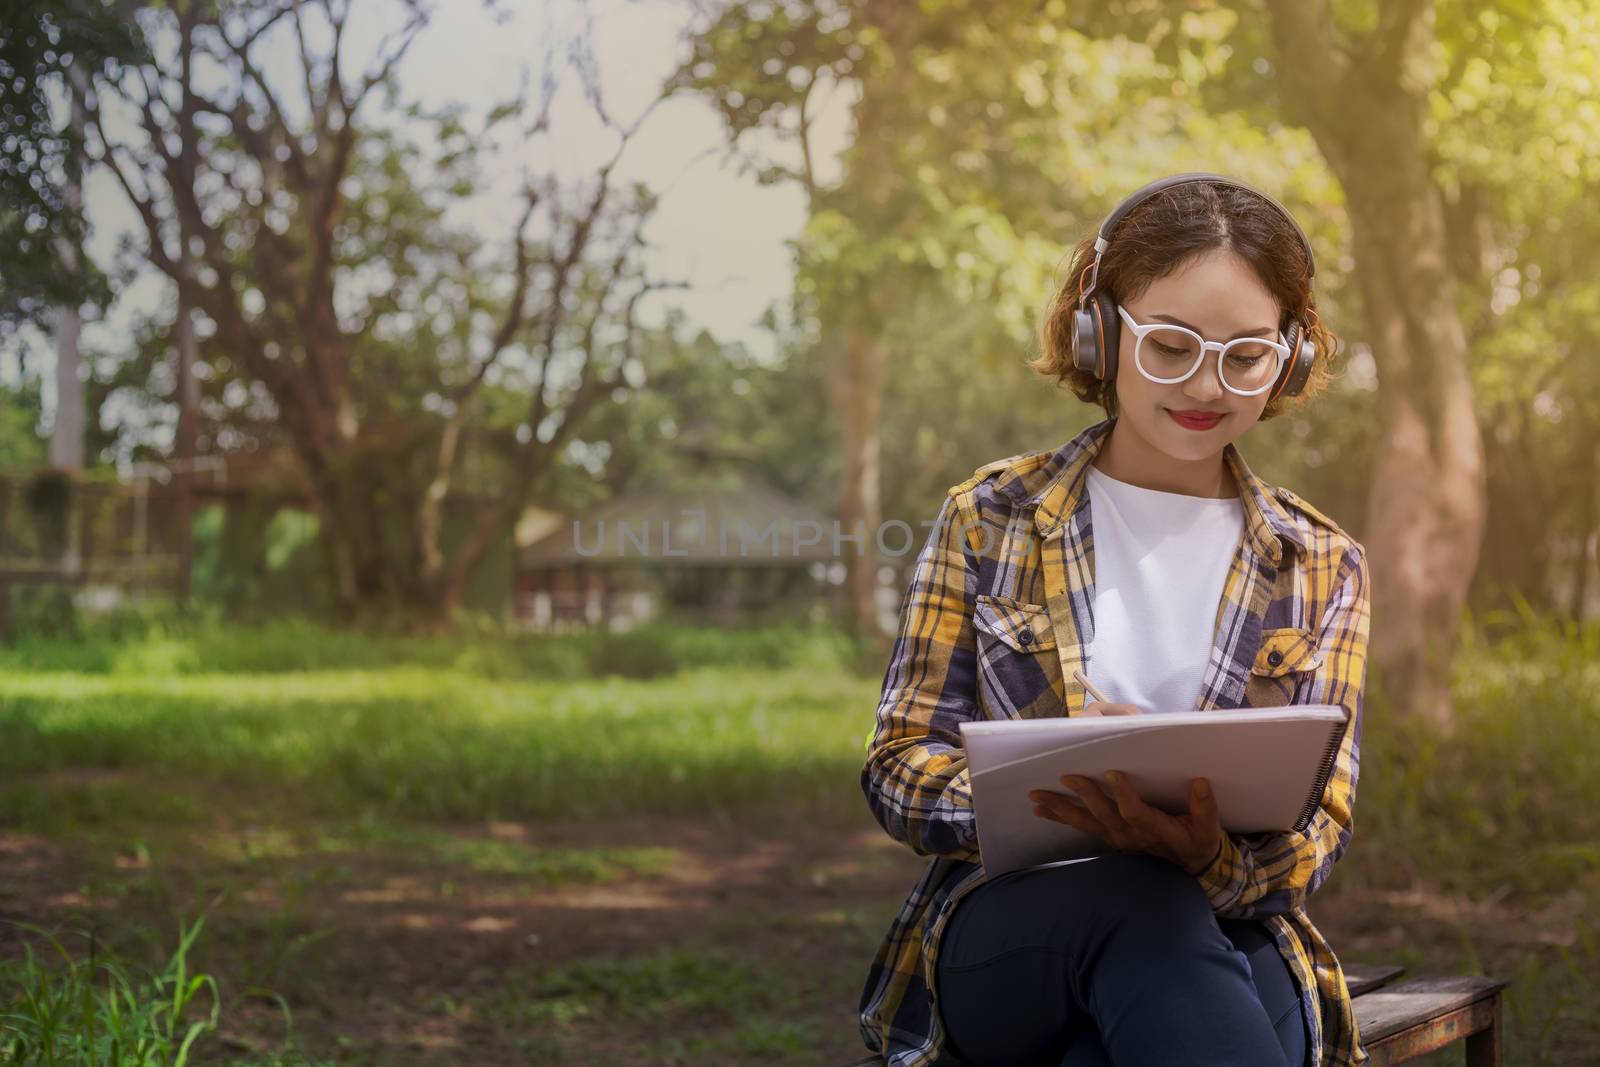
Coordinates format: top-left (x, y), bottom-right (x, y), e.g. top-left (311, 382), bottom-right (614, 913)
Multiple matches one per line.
top-left (856, 174), bottom-right (1372, 1067)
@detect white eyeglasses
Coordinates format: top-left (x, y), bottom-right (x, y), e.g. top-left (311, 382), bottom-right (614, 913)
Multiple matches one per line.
top-left (1116, 305), bottom-right (1290, 397)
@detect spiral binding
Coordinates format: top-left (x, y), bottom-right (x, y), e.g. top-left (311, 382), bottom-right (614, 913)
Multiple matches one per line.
top-left (1293, 721), bottom-right (1346, 832)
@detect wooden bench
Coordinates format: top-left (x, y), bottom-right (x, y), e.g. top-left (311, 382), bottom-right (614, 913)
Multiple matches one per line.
top-left (838, 963), bottom-right (1508, 1065)
top-left (1346, 965), bottom-right (1507, 1066)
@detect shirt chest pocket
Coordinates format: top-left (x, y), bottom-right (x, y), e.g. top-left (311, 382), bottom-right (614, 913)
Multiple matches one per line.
top-left (972, 594), bottom-right (1063, 721)
top-left (1244, 626), bottom-right (1324, 706)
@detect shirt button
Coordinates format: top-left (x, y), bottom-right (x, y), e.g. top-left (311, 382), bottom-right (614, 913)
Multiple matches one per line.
top-left (1018, 627), bottom-right (1034, 646)
top-left (1267, 650), bottom-right (1284, 667)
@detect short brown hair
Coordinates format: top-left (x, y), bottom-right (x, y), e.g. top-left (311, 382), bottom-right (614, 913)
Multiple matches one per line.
top-left (1031, 180), bottom-right (1340, 420)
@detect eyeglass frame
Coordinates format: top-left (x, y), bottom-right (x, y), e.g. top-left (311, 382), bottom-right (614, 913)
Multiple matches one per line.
top-left (1115, 304), bottom-right (1290, 397)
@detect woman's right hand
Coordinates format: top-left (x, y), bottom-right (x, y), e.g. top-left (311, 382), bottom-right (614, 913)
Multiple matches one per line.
top-left (1079, 701), bottom-right (1144, 717)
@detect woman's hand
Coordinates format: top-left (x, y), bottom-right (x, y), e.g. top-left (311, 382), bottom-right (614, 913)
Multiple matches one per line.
top-left (1028, 771), bottom-right (1225, 876)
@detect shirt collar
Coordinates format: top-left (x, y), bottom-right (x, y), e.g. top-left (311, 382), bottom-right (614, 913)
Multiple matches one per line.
top-left (1007, 417), bottom-right (1307, 564)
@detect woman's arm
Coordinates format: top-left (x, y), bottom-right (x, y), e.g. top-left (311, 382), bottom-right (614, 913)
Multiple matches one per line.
top-left (1193, 541), bottom-right (1371, 918)
top-left (860, 490), bottom-right (984, 861)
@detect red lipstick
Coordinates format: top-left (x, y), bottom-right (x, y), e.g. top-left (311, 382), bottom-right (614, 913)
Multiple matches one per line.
top-left (1167, 409), bottom-right (1224, 430)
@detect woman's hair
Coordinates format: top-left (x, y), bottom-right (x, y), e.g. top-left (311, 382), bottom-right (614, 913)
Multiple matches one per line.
top-left (1031, 180), bottom-right (1339, 420)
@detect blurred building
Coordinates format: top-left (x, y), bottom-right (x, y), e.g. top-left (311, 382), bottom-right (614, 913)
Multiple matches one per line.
top-left (513, 482), bottom-right (841, 631)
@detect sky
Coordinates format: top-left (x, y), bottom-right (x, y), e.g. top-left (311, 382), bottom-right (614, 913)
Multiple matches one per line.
top-left (5, 0), bottom-right (857, 456)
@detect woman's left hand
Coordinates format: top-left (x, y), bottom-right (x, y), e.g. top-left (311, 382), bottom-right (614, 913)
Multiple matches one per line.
top-left (1028, 771), bottom-right (1224, 876)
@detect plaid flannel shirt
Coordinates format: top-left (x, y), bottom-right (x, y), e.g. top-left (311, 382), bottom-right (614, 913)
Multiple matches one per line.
top-left (857, 416), bottom-right (1372, 1067)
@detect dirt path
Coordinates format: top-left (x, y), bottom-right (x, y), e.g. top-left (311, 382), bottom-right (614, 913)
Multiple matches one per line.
top-left (3, 814), bottom-right (1594, 1065)
top-left (3, 809), bottom-right (922, 1064)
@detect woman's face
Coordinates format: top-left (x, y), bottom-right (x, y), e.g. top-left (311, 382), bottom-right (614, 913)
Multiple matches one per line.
top-left (1111, 247), bottom-right (1282, 463)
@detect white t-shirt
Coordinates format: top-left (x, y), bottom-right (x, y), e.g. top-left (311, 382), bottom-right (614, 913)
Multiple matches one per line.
top-left (1083, 463), bottom-right (1246, 714)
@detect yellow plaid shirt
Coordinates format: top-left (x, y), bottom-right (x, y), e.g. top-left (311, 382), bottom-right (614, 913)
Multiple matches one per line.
top-left (857, 416), bottom-right (1372, 1067)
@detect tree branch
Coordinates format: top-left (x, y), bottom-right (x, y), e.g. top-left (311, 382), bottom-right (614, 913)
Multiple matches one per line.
top-left (207, 5), bottom-right (310, 187)
top-left (414, 188), bottom-right (544, 583)
top-left (1360, 0), bottom-right (1434, 91)
top-left (346, 5), bottom-right (427, 116)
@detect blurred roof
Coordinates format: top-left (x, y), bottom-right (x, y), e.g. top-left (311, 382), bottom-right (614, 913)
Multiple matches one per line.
top-left (515, 503), bottom-right (567, 549)
top-left (517, 483), bottom-right (837, 568)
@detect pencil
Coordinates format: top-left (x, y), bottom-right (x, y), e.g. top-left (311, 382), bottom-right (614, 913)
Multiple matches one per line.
top-left (1072, 668), bottom-right (1110, 705)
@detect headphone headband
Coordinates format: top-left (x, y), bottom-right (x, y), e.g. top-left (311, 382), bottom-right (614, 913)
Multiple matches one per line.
top-left (1086, 172), bottom-right (1317, 301)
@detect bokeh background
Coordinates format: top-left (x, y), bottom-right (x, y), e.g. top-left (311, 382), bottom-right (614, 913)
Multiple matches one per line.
top-left (1, 0), bottom-right (1597, 1063)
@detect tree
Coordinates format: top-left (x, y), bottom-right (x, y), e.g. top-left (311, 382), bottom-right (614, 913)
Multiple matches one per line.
top-left (1426, 0), bottom-right (1600, 625)
top-left (82, 0), bottom-right (683, 625)
top-left (676, 0), bottom-right (1360, 638)
top-left (0, 0), bottom-right (143, 338)
top-left (676, 0), bottom-right (901, 636)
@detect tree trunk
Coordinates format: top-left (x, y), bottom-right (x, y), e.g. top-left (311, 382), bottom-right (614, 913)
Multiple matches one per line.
top-left (1571, 437), bottom-right (1599, 623)
top-left (1474, 401), bottom-right (1554, 616)
top-left (822, 0), bottom-right (917, 639)
top-left (294, 444), bottom-right (406, 625)
top-left (50, 304), bottom-right (84, 475)
top-left (49, 63), bottom-right (88, 478)
top-left (172, 289), bottom-right (201, 608)
top-left (827, 325), bottom-right (886, 637)
top-left (1344, 201), bottom-right (1485, 732)
top-left (171, 16), bottom-right (203, 611)
top-left (1265, 2), bottom-right (1487, 733)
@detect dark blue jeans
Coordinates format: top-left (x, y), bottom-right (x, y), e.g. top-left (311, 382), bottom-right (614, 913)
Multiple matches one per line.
top-left (934, 852), bottom-right (1309, 1067)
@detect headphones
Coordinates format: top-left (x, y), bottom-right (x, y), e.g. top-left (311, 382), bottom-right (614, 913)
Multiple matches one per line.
top-left (1069, 172), bottom-right (1318, 404)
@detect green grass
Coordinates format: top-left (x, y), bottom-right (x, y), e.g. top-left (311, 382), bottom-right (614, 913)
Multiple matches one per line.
top-left (4, 609), bottom-right (1596, 901)
top-left (0, 607), bottom-right (870, 681)
top-left (1353, 609), bottom-right (1600, 899)
top-left (0, 664), bottom-right (876, 829)
top-left (0, 917), bottom-right (324, 1067)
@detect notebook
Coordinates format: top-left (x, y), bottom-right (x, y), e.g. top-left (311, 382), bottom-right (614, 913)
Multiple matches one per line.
top-left (958, 704), bottom-right (1349, 878)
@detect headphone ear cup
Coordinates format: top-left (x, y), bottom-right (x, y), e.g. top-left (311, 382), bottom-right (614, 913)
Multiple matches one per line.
top-left (1070, 305), bottom-right (1100, 378)
top-left (1093, 290), bottom-right (1120, 384)
top-left (1068, 291), bottom-right (1121, 383)
top-left (1270, 320), bottom-right (1317, 400)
